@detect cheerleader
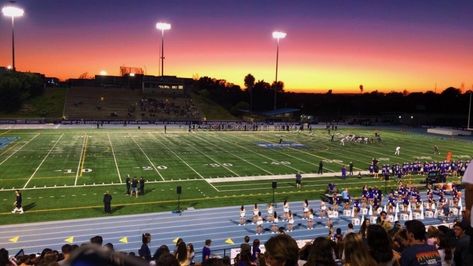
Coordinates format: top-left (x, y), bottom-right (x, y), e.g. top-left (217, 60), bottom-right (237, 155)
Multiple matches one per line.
top-left (239, 205), bottom-right (246, 226)
top-left (267, 203), bottom-right (274, 222)
top-left (320, 201), bottom-right (327, 218)
top-left (252, 203), bottom-right (259, 224)
top-left (307, 208), bottom-right (314, 230)
top-left (271, 211), bottom-right (279, 234)
top-left (283, 200), bottom-right (290, 221)
top-left (256, 211), bottom-right (264, 235)
top-left (303, 199), bottom-right (309, 219)
top-left (287, 210), bottom-right (294, 232)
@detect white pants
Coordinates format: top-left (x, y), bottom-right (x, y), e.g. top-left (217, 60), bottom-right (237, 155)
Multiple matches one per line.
top-left (12, 207), bottom-right (24, 214)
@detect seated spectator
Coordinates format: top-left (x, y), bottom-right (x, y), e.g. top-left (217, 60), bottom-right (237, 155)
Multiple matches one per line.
top-left (367, 224), bottom-right (398, 266)
top-left (153, 245), bottom-right (170, 262)
top-left (401, 220), bottom-right (441, 266)
top-left (90, 235), bottom-right (103, 246)
top-left (264, 234), bottom-right (299, 266)
top-left (304, 237), bottom-right (337, 266)
top-left (343, 233), bottom-right (377, 266)
top-left (156, 253), bottom-right (179, 266)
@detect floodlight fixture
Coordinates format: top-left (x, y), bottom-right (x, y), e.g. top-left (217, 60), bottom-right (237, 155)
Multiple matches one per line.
top-left (272, 31), bottom-right (287, 40)
top-left (2, 6), bottom-right (24, 18)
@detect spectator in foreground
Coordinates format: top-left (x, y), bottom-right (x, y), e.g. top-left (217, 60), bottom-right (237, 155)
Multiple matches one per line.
top-left (342, 233), bottom-right (377, 266)
top-left (304, 237), bottom-right (336, 266)
top-left (367, 224), bottom-right (398, 266)
top-left (264, 234), bottom-right (299, 266)
top-left (138, 233), bottom-right (152, 261)
top-left (401, 220), bottom-right (441, 266)
top-left (453, 222), bottom-right (472, 266)
top-left (202, 239), bottom-right (212, 263)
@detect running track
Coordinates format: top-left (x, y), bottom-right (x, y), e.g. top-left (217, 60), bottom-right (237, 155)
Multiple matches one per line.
top-left (0, 193), bottom-right (462, 262)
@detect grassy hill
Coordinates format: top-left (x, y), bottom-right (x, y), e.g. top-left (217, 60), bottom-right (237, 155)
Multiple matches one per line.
top-left (0, 87), bottom-right (66, 119)
top-left (191, 92), bottom-right (238, 120)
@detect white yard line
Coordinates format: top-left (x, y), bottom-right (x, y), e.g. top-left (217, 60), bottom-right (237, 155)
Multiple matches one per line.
top-left (23, 134), bottom-right (64, 189)
top-left (211, 133), bottom-right (305, 173)
top-left (0, 134), bottom-right (40, 166)
top-left (75, 134), bottom-right (87, 186)
top-left (175, 134), bottom-right (241, 177)
top-left (149, 133), bottom-right (220, 192)
top-left (107, 133), bottom-right (122, 183)
top-left (129, 133), bottom-right (165, 181)
top-left (193, 133), bottom-right (274, 175)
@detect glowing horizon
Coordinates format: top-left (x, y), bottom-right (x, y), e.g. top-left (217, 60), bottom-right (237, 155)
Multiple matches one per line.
top-left (1, 0), bottom-right (472, 93)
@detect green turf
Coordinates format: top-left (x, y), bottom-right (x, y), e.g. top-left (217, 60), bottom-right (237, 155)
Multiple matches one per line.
top-left (0, 128), bottom-right (470, 225)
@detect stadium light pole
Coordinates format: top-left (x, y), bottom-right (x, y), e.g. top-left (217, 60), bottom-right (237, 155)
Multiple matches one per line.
top-left (156, 22), bottom-right (171, 77)
top-left (2, 4), bottom-right (24, 72)
top-left (272, 31), bottom-right (286, 110)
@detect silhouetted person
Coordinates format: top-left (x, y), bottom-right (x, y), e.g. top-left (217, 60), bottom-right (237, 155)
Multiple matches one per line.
top-left (103, 191), bottom-right (112, 214)
top-left (318, 161), bottom-right (324, 174)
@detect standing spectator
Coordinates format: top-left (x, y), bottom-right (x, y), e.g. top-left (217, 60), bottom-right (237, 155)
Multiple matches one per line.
top-left (264, 234), bottom-right (299, 266)
top-left (252, 239), bottom-right (261, 262)
top-left (235, 244), bottom-right (255, 266)
top-left (342, 233), bottom-right (377, 266)
top-left (103, 191), bottom-right (112, 214)
top-left (125, 175), bottom-right (131, 195)
top-left (187, 243), bottom-right (195, 266)
top-left (341, 166), bottom-right (347, 179)
top-left (453, 222), bottom-right (472, 266)
top-left (437, 233), bottom-right (453, 266)
top-left (400, 220), bottom-right (441, 266)
top-left (349, 162), bottom-right (354, 176)
top-left (139, 233), bottom-right (152, 261)
top-left (318, 161), bottom-right (324, 174)
top-left (131, 177), bottom-right (138, 198)
top-left (175, 241), bottom-right (189, 266)
top-left (202, 239), bottom-right (212, 263)
top-left (139, 177), bottom-right (146, 195)
top-left (11, 190), bottom-right (24, 214)
top-left (295, 172), bottom-right (302, 189)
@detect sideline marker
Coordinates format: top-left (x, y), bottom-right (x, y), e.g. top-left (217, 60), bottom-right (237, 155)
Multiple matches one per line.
top-left (9, 236), bottom-right (19, 243)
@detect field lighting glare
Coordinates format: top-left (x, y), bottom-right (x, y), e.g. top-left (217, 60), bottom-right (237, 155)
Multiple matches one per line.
top-left (156, 22), bottom-right (171, 31)
top-left (129, 73), bottom-right (135, 77)
top-left (99, 70), bottom-right (107, 76)
top-left (6, 65), bottom-right (12, 70)
top-left (272, 31), bottom-right (287, 40)
top-left (2, 6), bottom-right (24, 17)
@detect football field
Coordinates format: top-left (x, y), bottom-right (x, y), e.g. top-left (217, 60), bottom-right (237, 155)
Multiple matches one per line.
top-left (0, 127), bottom-right (471, 225)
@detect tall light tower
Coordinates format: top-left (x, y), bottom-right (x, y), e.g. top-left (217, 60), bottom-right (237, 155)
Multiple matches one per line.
top-left (2, 4), bottom-right (24, 71)
top-left (272, 31), bottom-right (286, 110)
top-left (156, 22), bottom-right (171, 77)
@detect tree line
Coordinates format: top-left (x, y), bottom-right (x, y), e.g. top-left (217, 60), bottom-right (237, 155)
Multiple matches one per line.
top-left (0, 71), bottom-right (45, 112)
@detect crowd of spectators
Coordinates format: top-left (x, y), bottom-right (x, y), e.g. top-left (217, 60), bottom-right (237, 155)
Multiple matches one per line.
top-left (138, 97), bottom-right (200, 120)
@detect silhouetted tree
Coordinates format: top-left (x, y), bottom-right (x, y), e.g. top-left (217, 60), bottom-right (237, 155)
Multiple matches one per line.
top-left (244, 74), bottom-right (255, 112)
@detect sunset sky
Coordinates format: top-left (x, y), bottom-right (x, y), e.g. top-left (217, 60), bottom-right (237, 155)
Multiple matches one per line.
top-left (1, 0), bottom-right (472, 93)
